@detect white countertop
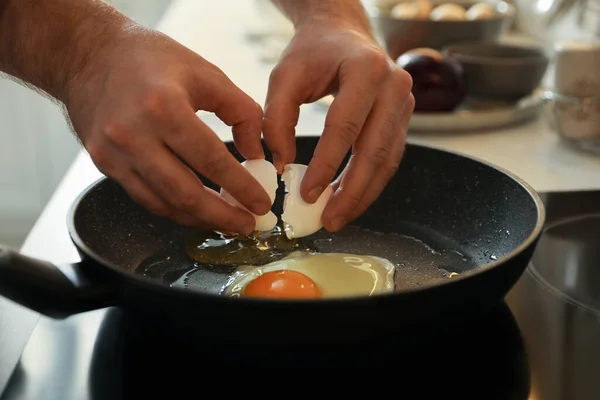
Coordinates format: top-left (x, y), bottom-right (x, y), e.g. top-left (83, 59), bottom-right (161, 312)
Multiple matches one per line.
top-left (20, 0), bottom-right (600, 261)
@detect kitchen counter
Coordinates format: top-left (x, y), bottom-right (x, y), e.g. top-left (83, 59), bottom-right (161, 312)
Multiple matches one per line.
top-left (2, 0), bottom-right (600, 389)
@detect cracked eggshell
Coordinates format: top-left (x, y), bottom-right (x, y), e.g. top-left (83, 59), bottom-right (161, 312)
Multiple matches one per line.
top-left (281, 164), bottom-right (334, 239)
top-left (220, 159), bottom-right (278, 232)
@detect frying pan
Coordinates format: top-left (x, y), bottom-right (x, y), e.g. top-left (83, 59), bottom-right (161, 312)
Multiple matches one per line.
top-left (0, 137), bottom-right (545, 351)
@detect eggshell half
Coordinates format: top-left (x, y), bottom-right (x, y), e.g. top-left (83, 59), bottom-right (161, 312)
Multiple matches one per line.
top-left (281, 164), bottom-right (334, 239)
top-left (220, 159), bottom-right (278, 232)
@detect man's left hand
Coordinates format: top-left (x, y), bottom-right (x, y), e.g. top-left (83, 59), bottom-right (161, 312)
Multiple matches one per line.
top-left (258, 21), bottom-right (414, 232)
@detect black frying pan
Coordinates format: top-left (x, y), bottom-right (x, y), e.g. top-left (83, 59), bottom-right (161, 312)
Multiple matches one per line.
top-left (0, 137), bottom-right (545, 352)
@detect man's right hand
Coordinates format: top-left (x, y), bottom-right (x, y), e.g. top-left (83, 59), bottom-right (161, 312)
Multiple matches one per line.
top-left (64, 26), bottom-right (271, 235)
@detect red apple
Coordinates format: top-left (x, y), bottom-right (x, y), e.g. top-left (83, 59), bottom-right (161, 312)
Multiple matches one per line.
top-left (396, 48), bottom-right (467, 112)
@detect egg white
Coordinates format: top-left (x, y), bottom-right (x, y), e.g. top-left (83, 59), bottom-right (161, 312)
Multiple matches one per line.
top-left (223, 251), bottom-right (397, 299)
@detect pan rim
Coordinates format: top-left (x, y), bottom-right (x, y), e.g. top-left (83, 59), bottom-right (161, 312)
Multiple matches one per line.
top-left (66, 139), bottom-right (546, 307)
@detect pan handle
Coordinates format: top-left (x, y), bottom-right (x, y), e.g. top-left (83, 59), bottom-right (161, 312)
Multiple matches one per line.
top-left (0, 245), bottom-right (115, 319)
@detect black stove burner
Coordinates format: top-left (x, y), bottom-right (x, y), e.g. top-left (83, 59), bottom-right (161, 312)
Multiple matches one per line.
top-left (87, 303), bottom-right (529, 397)
top-left (530, 213), bottom-right (600, 316)
top-left (506, 208), bottom-right (600, 400)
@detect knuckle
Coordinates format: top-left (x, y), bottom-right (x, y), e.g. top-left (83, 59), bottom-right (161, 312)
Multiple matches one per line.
top-left (313, 156), bottom-right (340, 185)
top-left (142, 88), bottom-right (168, 115)
top-left (407, 93), bottom-right (416, 111)
top-left (140, 86), bottom-right (183, 120)
top-left (343, 189), bottom-right (363, 208)
top-left (227, 178), bottom-right (256, 200)
top-left (393, 68), bottom-right (414, 92)
top-left (103, 121), bottom-right (134, 151)
top-left (142, 163), bottom-right (191, 209)
top-left (86, 142), bottom-right (112, 172)
top-left (322, 162), bottom-right (342, 184)
top-left (336, 119), bottom-right (362, 146)
top-left (171, 192), bottom-right (199, 212)
top-left (383, 160), bottom-right (401, 179)
top-left (361, 49), bottom-right (393, 82)
top-left (250, 101), bottom-right (264, 121)
top-left (199, 147), bottom-right (231, 179)
top-left (371, 146), bottom-right (390, 167)
top-left (268, 63), bottom-right (289, 87)
top-left (232, 100), bottom-right (263, 128)
top-left (383, 111), bottom-right (404, 139)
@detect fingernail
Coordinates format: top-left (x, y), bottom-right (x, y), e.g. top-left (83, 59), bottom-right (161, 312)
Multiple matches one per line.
top-left (250, 201), bottom-right (271, 216)
top-left (329, 216), bottom-right (346, 232)
top-left (308, 186), bottom-right (323, 203)
top-left (274, 162), bottom-right (285, 174)
top-left (270, 152), bottom-right (284, 173)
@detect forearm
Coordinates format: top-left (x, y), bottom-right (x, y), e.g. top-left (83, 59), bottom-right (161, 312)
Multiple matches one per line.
top-left (270, 0), bottom-right (373, 34)
top-left (0, 0), bottom-right (131, 103)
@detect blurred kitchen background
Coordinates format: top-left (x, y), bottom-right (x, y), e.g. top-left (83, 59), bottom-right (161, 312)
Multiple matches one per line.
top-left (0, 0), bottom-right (599, 249)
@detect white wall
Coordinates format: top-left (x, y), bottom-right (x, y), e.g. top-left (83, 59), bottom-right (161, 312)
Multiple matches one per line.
top-left (0, 0), bottom-right (173, 249)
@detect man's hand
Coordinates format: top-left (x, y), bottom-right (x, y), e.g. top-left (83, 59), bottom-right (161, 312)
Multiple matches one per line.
top-left (0, 0), bottom-right (272, 234)
top-left (264, 0), bottom-right (415, 233)
top-left (65, 27), bottom-right (273, 234)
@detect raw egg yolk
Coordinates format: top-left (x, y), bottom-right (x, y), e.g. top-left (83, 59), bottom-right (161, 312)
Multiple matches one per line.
top-left (242, 270), bottom-right (322, 299)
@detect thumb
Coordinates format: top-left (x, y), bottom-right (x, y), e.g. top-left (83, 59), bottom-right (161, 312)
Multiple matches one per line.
top-left (262, 64), bottom-right (305, 172)
top-left (190, 65), bottom-right (265, 160)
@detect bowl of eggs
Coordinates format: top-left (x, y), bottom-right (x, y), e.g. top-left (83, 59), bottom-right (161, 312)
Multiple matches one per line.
top-left (370, 0), bottom-right (515, 60)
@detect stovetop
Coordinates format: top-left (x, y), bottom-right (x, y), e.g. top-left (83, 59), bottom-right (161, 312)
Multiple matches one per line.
top-left (2, 190), bottom-right (600, 398)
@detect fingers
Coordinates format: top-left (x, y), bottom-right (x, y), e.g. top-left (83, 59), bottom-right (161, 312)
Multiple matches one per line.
top-left (163, 109), bottom-right (272, 216)
top-left (343, 95), bottom-right (414, 224)
top-left (300, 53), bottom-right (393, 204)
top-left (130, 138), bottom-right (258, 234)
top-left (262, 63), bottom-right (305, 172)
top-left (118, 171), bottom-right (207, 228)
top-left (89, 60), bottom-right (272, 234)
top-left (87, 142), bottom-right (206, 228)
top-left (93, 123), bottom-right (261, 234)
top-left (322, 91), bottom-right (414, 232)
top-left (189, 65), bottom-right (265, 160)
